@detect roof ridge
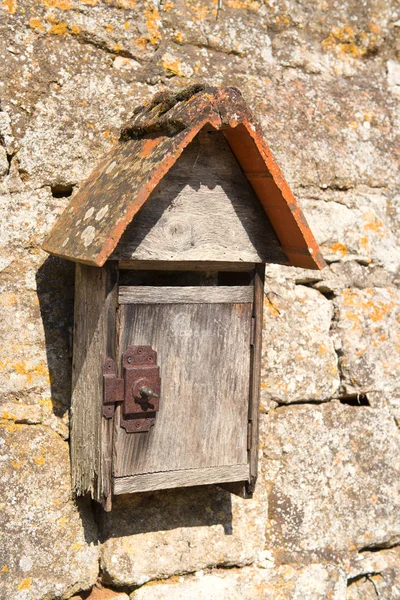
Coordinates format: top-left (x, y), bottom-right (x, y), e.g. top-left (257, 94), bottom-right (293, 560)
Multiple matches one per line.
top-left (120, 85), bottom-right (244, 140)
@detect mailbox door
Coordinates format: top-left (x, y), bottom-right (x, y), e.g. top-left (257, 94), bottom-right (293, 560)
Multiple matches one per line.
top-left (112, 286), bottom-right (253, 494)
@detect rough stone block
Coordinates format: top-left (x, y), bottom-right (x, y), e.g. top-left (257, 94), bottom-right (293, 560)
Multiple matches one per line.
top-left (333, 287), bottom-right (400, 393)
top-left (387, 59), bottom-right (400, 94)
top-left (130, 564), bottom-right (346, 600)
top-left (347, 547), bottom-right (400, 599)
top-left (262, 403), bottom-right (400, 562)
top-left (0, 256), bottom-right (74, 419)
top-left (301, 191), bottom-right (400, 273)
top-left (261, 282), bottom-right (339, 405)
top-left (0, 146), bottom-right (8, 178)
top-left (100, 484), bottom-right (268, 587)
top-left (0, 423), bottom-right (99, 599)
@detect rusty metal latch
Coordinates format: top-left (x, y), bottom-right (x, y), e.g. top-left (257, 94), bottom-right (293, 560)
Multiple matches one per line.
top-left (103, 346), bottom-right (161, 433)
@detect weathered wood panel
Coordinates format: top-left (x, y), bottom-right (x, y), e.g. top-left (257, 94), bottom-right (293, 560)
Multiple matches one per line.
top-left (111, 129), bottom-right (288, 264)
top-left (118, 286), bottom-right (253, 304)
top-left (113, 464), bottom-right (249, 494)
top-left (113, 301), bottom-right (252, 478)
top-left (71, 262), bottom-right (118, 506)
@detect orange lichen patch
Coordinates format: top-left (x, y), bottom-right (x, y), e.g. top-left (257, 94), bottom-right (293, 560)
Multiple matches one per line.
top-left (33, 455), bottom-right (45, 465)
top-left (224, 0), bottom-right (261, 10)
top-left (321, 25), bottom-right (374, 58)
top-left (13, 360), bottom-right (50, 384)
top-left (80, 0), bottom-right (98, 5)
top-left (0, 421), bottom-right (19, 433)
top-left (124, 21), bottom-right (130, 29)
top-left (341, 289), bottom-right (361, 307)
top-left (49, 21), bottom-right (68, 34)
top-left (10, 460), bottom-right (21, 468)
top-left (43, 0), bottom-right (73, 9)
top-left (363, 111), bottom-right (374, 122)
top-left (2, 0), bottom-right (17, 13)
top-left (184, 0), bottom-right (210, 21)
top-left (163, 0), bottom-right (174, 11)
top-left (39, 397), bottom-right (53, 411)
top-left (341, 288), bottom-right (397, 328)
top-left (104, 0), bottom-right (136, 7)
top-left (18, 579), bottom-right (32, 591)
top-left (1, 565), bottom-right (9, 573)
top-left (113, 43), bottom-right (122, 53)
top-left (365, 301), bottom-right (393, 323)
top-left (71, 542), bottom-right (83, 551)
top-left (345, 310), bottom-right (361, 327)
top-left (331, 242), bottom-right (347, 257)
top-left (2, 411), bottom-right (21, 423)
top-left (161, 55), bottom-right (186, 76)
top-left (0, 292), bottom-right (17, 306)
top-left (359, 236), bottom-right (369, 250)
top-left (363, 211), bottom-right (385, 236)
top-left (323, 24), bottom-right (355, 46)
top-left (272, 380), bottom-right (289, 393)
top-left (264, 296), bottom-right (280, 317)
top-left (29, 17), bottom-right (45, 30)
top-left (105, 23), bottom-right (114, 31)
top-left (369, 21), bottom-right (381, 35)
top-left (174, 30), bottom-right (183, 43)
top-left (135, 36), bottom-right (149, 49)
top-left (70, 23), bottom-right (80, 34)
top-left (144, 5), bottom-right (161, 45)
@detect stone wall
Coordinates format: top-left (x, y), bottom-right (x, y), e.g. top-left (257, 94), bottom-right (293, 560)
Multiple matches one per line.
top-left (1, 0), bottom-right (400, 598)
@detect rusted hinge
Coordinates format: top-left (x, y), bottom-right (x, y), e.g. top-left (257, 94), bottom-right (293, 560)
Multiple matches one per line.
top-left (103, 346), bottom-right (161, 433)
top-left (103, 358), bottom-right (124, 418)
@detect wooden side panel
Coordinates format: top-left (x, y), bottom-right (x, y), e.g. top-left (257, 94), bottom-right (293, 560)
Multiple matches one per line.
top-left (220, 265), bottom-right (264, 498)
top-left (111, 129), bottom-right (288, 265)
top-left (71, 262), bottom-right (118, 505)
top-left (248, 264), bottom-right (265, 492)
top-left (113, 301), bottom-right (252, 479)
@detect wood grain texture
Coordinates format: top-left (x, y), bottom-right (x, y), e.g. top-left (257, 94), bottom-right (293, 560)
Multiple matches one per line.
top-left (71, 261), bottom-right (118, 504)
top-left (111, 129), bottom-right (287, 264)
top-left (118, 286), bottom-right (253, 304)
top-left (113, 464), bottom-right (249, 494)
top-left (119, 261), bottom-right (255, 272)
top-left (113, 301), bottom-right (252, 478)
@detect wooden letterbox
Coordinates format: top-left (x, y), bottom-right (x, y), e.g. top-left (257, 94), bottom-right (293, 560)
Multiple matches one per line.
top-left (43, 86), bottom-right (324, 509)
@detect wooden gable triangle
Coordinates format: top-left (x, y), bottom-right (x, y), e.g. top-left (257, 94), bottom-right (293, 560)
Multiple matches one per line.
top-left (42, 85), bottom-right (325, 270)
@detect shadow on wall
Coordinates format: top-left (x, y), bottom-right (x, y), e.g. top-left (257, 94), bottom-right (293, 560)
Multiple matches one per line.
top-left (36, 255), bottom-right (75, 419)
top-left (96, 484), bottom-right (234, 539)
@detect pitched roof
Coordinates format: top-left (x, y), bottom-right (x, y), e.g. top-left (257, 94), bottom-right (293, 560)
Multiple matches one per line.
top-left (42, 85), bottom-right (325, 270)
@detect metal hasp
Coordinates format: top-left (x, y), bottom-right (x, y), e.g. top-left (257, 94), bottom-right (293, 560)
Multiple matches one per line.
top-left (122, 346), bottom-right (161, 433)
top-left (103, 346), bottom-right (161, 433)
